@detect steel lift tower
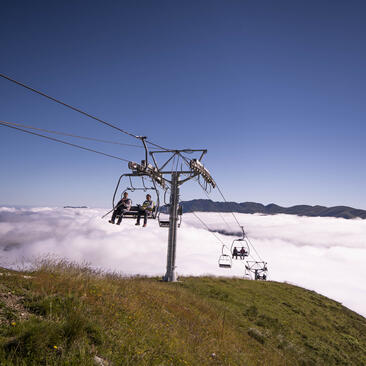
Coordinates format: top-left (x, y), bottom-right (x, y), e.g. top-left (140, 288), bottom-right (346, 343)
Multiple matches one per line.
top-left (127, 145), bottom-right (216, 282)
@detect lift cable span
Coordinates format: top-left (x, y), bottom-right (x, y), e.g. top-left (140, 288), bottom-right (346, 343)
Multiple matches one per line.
top-left (0, 72), bottom-right (171, 152)
top-left (208, 175), bottom-right (265, 263)
top-left (187, 153), bottom-right (265, 264)
top-left (245, 236), bottom-right (264, 263)
top-left (216, 185), bottom-right (245, 229)
top-left (194, 172), bottom-right (264, 263)
top-left (0, 121), bottom-right (130, 162)
top-left (197, 180), bottom-right (238, 233)
top-left (0, 120), bottom-right (143, 148)
top-left (191, 210), bottom-right (255, 263)
top-left (191, 211), bottom-right (230, 250)
top-left (190, 179), bottom-right (266, 275)
top-left (190, 210), bottom-right (260, 277)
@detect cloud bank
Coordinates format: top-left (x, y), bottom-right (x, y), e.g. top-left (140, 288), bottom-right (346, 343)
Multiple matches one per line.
top-left (0, 207), bottom-right (365, 317)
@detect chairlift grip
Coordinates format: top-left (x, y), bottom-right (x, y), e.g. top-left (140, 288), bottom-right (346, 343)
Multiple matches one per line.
top-left (142, 176), bottom-right (147, 191)
top-left (240, 226), bottom-right (245, 239)
top-left (128, 176), bottom-right (135, 191)
top-left (139, 136), bottom-right (149, 169)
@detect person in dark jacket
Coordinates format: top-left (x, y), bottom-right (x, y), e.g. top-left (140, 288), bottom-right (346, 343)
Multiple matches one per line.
top-left (232, 247), bottom-right (238, 259)
top-left (109, 192), bottom-right (132, 225)
top-left (240, 247), bottom-right (247, 259)
top-left (136, 194), bottom-right (155, 227)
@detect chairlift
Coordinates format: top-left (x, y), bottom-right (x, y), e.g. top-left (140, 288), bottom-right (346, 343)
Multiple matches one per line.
top-left (158, 204), bottom-right (182, 228)
top-left (102, 172), bottom-right (161, 221)
top-left (218, 245), bottom-right (232, 268)
top-left (245, 261), bottom-right (268, 281)
top-left (231, 226), bottom-right (250, 260)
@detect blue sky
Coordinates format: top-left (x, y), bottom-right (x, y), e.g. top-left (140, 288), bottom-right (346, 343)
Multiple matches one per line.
top-left (1, 0), bottom-right (365, 208)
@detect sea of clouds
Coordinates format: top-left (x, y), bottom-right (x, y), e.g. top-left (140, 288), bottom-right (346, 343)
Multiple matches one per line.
top-left (0, 206), bottom-right (365, 317)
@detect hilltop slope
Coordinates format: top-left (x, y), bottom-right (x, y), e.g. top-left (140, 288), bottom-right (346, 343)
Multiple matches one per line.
top-left (0, 263), bottom-right (365, 365)
top-left (179, 199), bottom-right (366, 219)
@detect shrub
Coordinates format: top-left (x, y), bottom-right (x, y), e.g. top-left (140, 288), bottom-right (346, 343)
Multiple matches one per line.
top-left (248, 328), bottom-right (265, 344)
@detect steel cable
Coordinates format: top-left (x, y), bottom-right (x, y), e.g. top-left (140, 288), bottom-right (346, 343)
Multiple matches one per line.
top-left (198, 182), bottom-right (237, 234)
top-left (214, 183), bottom-right (264, 262)
top-left (0, 121), bottom-right (130, 162)
top-left (191, 211), bottom-right (230, 250)
top-left (0, 120), bottom-right (143, 148)
top-left (191, 210), bottom-right (256, 275)
top-left (0, 72), bottom-right (172, 151)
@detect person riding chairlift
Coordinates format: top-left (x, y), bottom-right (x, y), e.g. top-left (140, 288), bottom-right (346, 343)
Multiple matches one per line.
top-left (232, 247), bottom-right (238, 259)
top-left (109, 191), bottom-right (132, 225)
top-left (136, 194), bottom-right (155, 227)
top-left (240, 246), bottom-right (247, 259)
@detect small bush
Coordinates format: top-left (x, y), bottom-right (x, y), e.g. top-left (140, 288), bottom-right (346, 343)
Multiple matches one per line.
top-left (3, 318), bottom-right (64, 359)
top-left (255, 314), bottom-right (281, 331)
top-left (208, 288), bottom-right (229, 301)
top-left (248, 328), bottom-right (265, 344)
top-left (62, 310), bottom-right (102, 347)
top-left (23, 294), bottom-right (79, 318)
top-left (342, 333), bottom-right (362, 351)
top-left (244, 305), bottom-right (258, 320)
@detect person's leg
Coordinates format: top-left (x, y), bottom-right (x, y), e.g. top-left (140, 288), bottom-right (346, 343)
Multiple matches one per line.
top-left (136, 209), bottom-right (142, 225)
top-left (116, 213), bottom-right (123, 225)
top-left (143, 211), bottom-right (148, 226)
top-left (113, 206), bottom-right (124, 223)
top-left (117, 208), bottom-right (127, 225)
top-left (109, 209), bottom-right (118, 224)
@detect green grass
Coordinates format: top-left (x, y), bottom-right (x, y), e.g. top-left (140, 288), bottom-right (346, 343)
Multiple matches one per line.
top-left (0, 260), bottom-right (365, 365)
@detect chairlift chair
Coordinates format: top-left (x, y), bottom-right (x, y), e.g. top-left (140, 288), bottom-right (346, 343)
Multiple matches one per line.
top-left (218, 245), bottom-right (232, 268)
top-left (231, 227), bottom-right (250, 260)
top-left (104, 173), bottom-right (161, 222)
top-left (158, 204), bottom-right (182, 228)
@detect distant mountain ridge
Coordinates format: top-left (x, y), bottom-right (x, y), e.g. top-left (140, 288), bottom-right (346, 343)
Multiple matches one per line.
top-left (180, 199), bottom-right (366, 219)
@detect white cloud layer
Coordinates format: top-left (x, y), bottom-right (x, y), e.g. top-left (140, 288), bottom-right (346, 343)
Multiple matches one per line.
top-left (0, 207), bottom-right (365, 317)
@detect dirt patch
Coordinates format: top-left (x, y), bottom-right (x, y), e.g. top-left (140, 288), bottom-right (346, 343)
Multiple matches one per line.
top-left (0, 287), bottom-right (31, 324)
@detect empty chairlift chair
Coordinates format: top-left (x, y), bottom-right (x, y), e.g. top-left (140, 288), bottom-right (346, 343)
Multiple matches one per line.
top-left (158, 205), bottom-right (182, 228)
top-left (218, 245), bottom-right (232, 268)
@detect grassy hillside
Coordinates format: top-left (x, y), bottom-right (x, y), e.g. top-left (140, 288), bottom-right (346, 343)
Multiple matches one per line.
top-left (0, 262), bottom-right (365, 366)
